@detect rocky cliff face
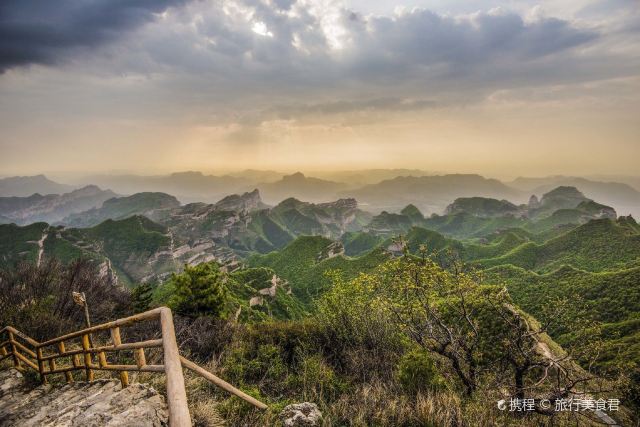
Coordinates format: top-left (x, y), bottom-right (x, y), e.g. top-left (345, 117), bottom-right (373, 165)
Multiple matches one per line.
top-left (0, 368), bottom-right (168, 426)
top-left (214, 189), bottom-right (265, 212)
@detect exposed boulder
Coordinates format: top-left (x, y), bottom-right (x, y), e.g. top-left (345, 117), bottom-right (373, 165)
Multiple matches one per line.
top-left (280, 402), bottom-right (322, 427)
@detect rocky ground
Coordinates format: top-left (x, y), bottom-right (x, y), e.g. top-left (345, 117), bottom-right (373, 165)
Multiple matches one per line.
top-left (0, 369), bottom-right (168, 426)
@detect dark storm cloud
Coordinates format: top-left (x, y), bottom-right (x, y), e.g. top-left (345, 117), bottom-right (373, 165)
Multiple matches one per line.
top-left (0, 0), bottom-right (187, 72)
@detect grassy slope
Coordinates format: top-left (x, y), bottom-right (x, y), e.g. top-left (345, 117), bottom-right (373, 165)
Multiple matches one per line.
top-left (248, 236), bottom-right (390, 307)
top-left (0, 222), bottom-right (48, 267)
top-left (476, 218), bottom-right (640, 273)
top-left (484, 264), bottom-right (640, 368)
top-left (227, 267), bottom-right (307, 321)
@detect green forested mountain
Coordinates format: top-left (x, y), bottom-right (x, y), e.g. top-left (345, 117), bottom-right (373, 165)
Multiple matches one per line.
top-left (477, 218), bottom-right (640, 272)
top-left (1, 215), bottom-right (228, 286)
top-left (39, 216), bottom-right (176, 285)
top-left (249, 236), bottom-right (390, 306)
top-left (0, 222), bottom-right (48, 268)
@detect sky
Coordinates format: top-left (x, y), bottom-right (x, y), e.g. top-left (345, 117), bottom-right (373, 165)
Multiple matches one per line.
top-left (0, 0), bottom-right (639, 179)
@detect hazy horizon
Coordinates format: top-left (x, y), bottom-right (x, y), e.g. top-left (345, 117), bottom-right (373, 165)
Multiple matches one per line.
top-left (3, 168), bottom-right (640, 186)
top-left (1, 0), bottom-right (639, 177)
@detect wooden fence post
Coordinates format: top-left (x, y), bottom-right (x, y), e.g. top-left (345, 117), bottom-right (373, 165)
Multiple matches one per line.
top-left (36, 347), bottom-right (47, 384)
top-left (134, 348), bottom-right (146, 369)
top-left (81, 333), bottom-right (94, 381)
top-left (58, 341), bottom-right (73, 383)
top-left (159, 308), bottom-right (192, 427)
top-left (7, 331), bottom-right (21, 369)
top-left (48, 351), bottom-right (57, 375)
top-left (110, 327), bottom-right (129, 387)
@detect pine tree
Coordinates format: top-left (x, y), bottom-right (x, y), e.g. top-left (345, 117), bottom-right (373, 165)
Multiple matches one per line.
top-left (131, 282), bottom-right (154, 313)
top-left (169, 262), bottom-right (228, 318)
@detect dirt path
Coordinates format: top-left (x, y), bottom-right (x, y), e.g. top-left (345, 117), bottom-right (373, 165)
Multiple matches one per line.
top-left (36, 228), bottom-right (48, 267)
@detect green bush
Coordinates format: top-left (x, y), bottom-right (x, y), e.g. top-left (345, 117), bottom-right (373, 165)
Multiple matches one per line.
top-left (286, 352), bottom-right (346, 402)
top-left (397, 348), bottom-right (445, 394)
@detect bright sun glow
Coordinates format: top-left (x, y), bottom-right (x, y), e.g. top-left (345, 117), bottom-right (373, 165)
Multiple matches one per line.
top-left (251, 21), bottom-right (273, 37)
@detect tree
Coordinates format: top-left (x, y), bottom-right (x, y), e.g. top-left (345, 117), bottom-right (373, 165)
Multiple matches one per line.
top-left (321, 251), bottom-right (620, 422)
top-left (0, 258), bottom-right (131, 340)
top-left (169, 262), bottom-right (228, 318)
top-left (131, 282), bottom-right (154, 313)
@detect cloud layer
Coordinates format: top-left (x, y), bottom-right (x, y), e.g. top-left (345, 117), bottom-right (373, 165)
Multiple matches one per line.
top-left (0, 0), bottom-right (638, 176)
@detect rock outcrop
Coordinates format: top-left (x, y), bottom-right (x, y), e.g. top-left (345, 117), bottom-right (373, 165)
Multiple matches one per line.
top-left (0, 369), bottom-right (168, 426)
top-left (214, 189), bottom-right (265, 212)
top-left (280, 402), bottom-right (322, 427)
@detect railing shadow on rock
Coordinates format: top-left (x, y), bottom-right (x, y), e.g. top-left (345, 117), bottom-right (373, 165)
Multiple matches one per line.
top-left (0, 306), bottom-right (267, 427)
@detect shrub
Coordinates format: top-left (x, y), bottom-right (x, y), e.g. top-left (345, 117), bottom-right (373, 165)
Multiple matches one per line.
top-left (287, 352), bottom-right (346, 402)
top-left (316, 270), bottom-right (406, 382)
top-left (397, 348), bottom-right (445, 394)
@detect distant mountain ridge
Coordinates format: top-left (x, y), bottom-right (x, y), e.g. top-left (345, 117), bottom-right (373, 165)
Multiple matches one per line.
top-left (73, 171), bottom-right (251, 204)
top-left (445, 197), bottom-right (520, 217)
top-left (61, 192), bottom-right (181, 227)
top-left (342, 174), bottom-right (525, 214)
top-left (257, 172), bottom-right (347, 205)
top-left (0, 175), bottom-right (75, 197)
top-left (358, 186), bottom-right (616, 240)
top-left (0, 186), bottom-right (117, 225)
top-left (6, 172), bottom-right (640, 218)
top-left (509, 176), bottom-right (640, 217)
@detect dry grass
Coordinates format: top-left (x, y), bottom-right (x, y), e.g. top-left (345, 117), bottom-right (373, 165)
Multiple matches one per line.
top-left (2, 356), bottom-right (623, 427)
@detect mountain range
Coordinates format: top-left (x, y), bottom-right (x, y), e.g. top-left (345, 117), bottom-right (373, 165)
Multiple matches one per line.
top-left (1, 176), bottom-right (639, 380)
top-left (0, 183), bottom-right (626, 284)
top-left (3, 171), bottom-right (640, 216)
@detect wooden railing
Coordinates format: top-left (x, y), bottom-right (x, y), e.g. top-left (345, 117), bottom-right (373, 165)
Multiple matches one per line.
top-left (0, 307), bottom-right (267, 426)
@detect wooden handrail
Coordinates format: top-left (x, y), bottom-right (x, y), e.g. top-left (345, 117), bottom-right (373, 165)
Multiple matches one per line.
top-left (181, 356), bottom-right (268, 410)
top-left (37, 308), bottom-right (164, 347)
top-left (1, 306), bottom-right (267, 426)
